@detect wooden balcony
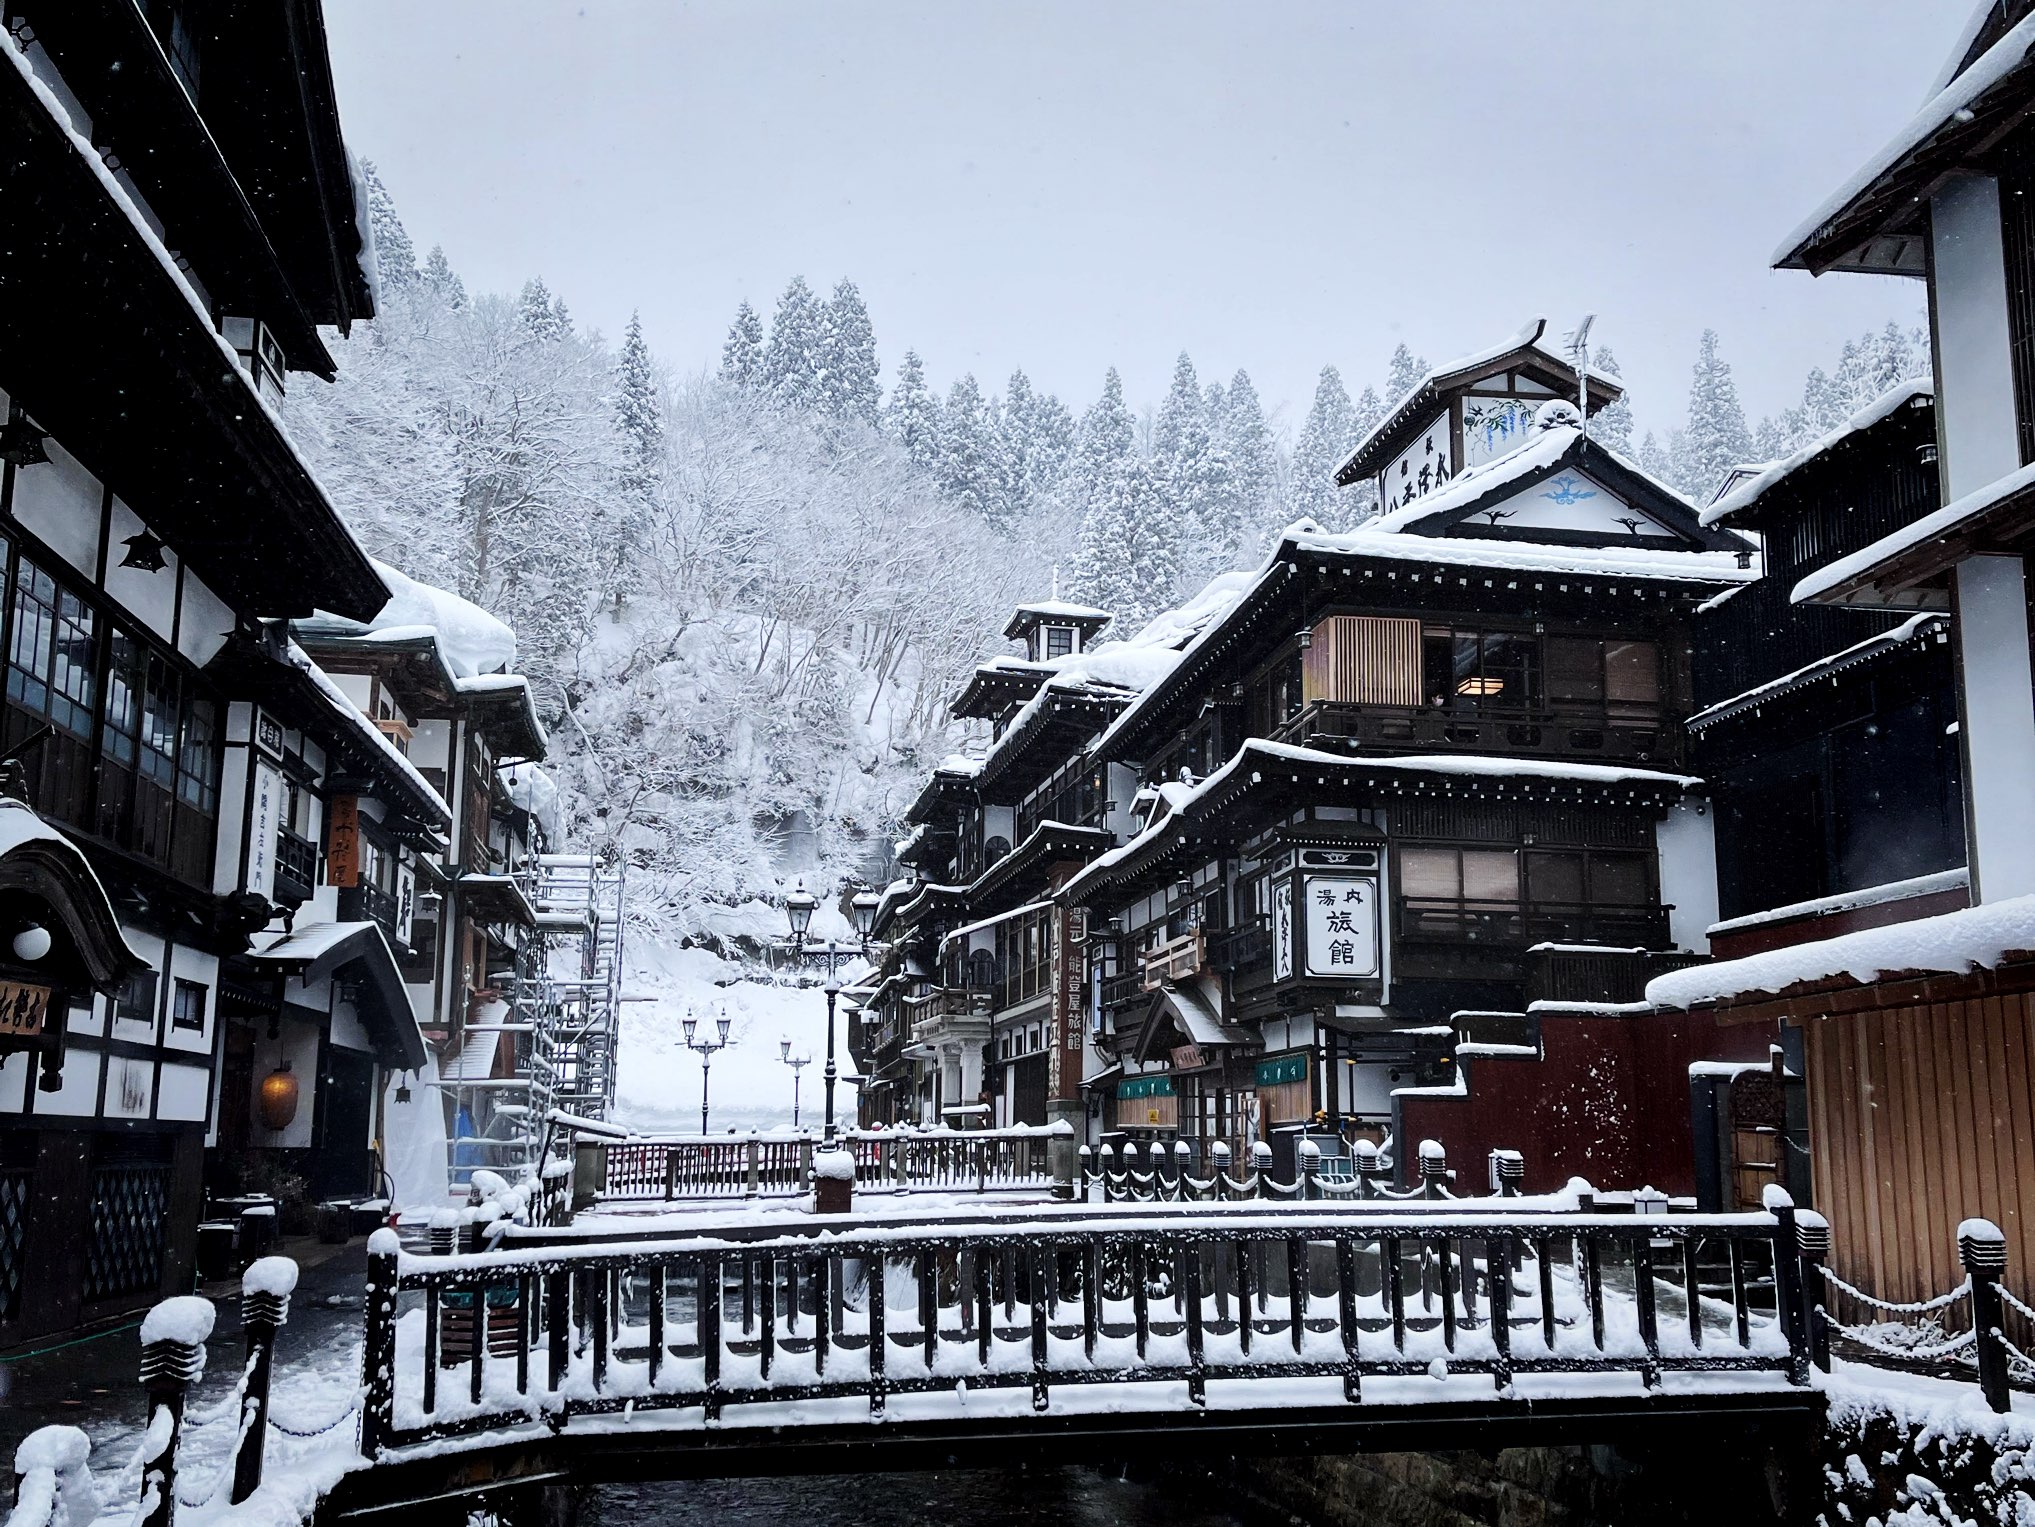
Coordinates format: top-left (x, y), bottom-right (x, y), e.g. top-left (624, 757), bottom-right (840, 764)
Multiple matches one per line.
top-left (1275, 700), bottom-right (1671, 766)
top-left (1141, 931), bottom-right (1204, 990)
top-left (906, 986), bottom-right (991, 1046)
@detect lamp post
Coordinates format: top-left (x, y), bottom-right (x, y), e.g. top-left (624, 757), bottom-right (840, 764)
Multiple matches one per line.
top-left (784, 880), bottom-right (881, 1147)
top-left (778, 1038), bottom-right (811, 1128)
top-left (680, 1005), bottom-right (732, 1137)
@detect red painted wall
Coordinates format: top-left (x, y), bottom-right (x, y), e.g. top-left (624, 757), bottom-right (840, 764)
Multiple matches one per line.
top-left (1397, 1011), bottom-right (1774, 1197)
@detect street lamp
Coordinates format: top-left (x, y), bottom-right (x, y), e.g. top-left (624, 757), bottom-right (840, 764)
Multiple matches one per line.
top-left (785, 878), bottom-right (875, 1148)
top-left (779, 1037), bottom-right (812, 1128)
top-left (851, 888), bottom-right (880, 942)
top-left (680, 1005), bottom-right (733, 1136)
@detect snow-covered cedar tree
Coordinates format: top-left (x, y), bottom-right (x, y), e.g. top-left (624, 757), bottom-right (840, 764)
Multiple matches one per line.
top-left (1671, 329), bottom-right (1755, 502)
top-left (883, 349), bottom-right (941, 468)
top-left (1072, 367), bottom-right (1137, 517)
top-left (1290, 364), bottom-right (1358, 528)
top-left (517, 276), bottom-right (568, 341)
top-left (420, 245), bottom-right (465, 308)
top-left (817, 279), bottom-right (882, 424)
top-left (762, 276), bottom-right (827, 412)
top-left (1213, 369), bottom-right (1276, 557)
top-left (359, 160), bottom-right (416, 291)
top-left (720, 301), bottom-right (764, 388)
top-left (937, 372), bottom-right (997, 521)
top-left (1385, 343), bottom-right (1429, 405)
top-left (1588, 346), bottom-right (1635, 454)
top-left (1074, 455), bottom-right (1184, 631)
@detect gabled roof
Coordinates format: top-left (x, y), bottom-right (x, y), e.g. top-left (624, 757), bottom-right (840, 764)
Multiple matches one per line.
top-left (1366, 427), bottom-right (1743, 553)
top-left (1775, 6), bottom-right (2035, 277)
top-left (1701, 380), bottom-right (1934, 530)
top-left (1335, 318), bottom-right (1624, 486)
top-left (1004, 599), bottom-right (1112, 642)
top-left (249, 920), bottom-right (426, 1071)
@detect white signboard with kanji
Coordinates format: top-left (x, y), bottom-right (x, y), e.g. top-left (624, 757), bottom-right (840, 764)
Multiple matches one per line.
top-left (1302, 875), bottom-right (1379, 979)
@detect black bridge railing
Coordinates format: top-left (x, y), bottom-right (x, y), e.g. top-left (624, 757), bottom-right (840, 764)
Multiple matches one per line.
top-left (358, 1201), bottom-right (1807, 1457)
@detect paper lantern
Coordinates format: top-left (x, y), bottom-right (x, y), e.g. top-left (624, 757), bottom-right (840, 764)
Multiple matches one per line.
top-left (258, 1060), bottom-right (299, 1130)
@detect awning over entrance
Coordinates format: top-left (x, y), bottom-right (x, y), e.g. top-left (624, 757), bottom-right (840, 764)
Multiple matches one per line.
top-left (248, 921), bottom-right (427, 1072)
top-left (1131, 976), bottom-right (1255, 1065)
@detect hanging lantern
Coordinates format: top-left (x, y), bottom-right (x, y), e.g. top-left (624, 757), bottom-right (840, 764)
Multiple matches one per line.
top-left (258, 1059), bottom-right (300, 1130)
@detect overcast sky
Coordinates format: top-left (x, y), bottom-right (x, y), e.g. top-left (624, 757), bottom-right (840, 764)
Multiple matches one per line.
top-left (327, 1), bottom-right (1957, 439)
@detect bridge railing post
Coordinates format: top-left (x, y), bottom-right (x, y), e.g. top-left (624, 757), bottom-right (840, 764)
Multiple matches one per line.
top-left (1352, 1138), bottom-right (1380, 1199)
top-left (744, 1135), bottom-right (761, 1200)
top-left (361, 1229), bottom-right (399, 1457)
top-left (137, 1296), bottom-right (213, 1527)
top-left (1492, 1148), bottom-right (1524, 1198)
top-left (1763, 1186), bottom-right (1811, 1385)
top-left (1419, 1140), bottom-right (1448, 1200)
top-left (1249, 1141), bottom-right (1271, 1199)
top-left (1793, 1209), bottom-right (1831, 1373)
top-left (1211, 1140), bottom-right (1230, 1201)
top-left (231, 1257), bottom-right (296, 1504)
top-left (1172, 1140), bottom-right (1191, 1200)
top-left (12, 1425), bottom-right (92, 1527)
top-left (1962, 1218), bottom-right (2012, 1413)
top-left (1298, 1140), bottom-right (1320, 1202)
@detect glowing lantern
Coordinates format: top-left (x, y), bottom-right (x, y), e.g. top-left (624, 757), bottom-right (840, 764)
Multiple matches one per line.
top-left (258, 1060), bottom-right (299, 1130)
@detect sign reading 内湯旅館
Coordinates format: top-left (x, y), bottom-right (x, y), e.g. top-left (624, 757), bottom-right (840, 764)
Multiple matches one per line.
top-left (1255, 1053), bottom-right (1308, 1088)
top-left (1302, 874), bottom-right (1379, 979)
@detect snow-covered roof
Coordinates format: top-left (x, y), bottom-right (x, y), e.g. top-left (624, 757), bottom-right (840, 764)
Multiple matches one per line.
top-left (1010, 598), bottom-right (1111, 622)
top-left (939, 899), bottom-right (1053, 952)
top-left (1792, 456), bottom-right (2035, 606)
top-left (1707, 867), bottom-right (1968, 938)
top-left (502, 762), bottom-right (562, 840)
top-left (1649, 891), bottom-right (2035, 1011)
top-left (1364, 426), bottom-right (1588, 532)
top-left (1283, 520), bottom-right (1753, 585)
top-left (1701, 379), bottom-right (1933, 527)
top-left (442, 1021), bottom-right (507, 1083)
top-left (285, 641), bottom-right (452, 827)
top-left (1117, 570), bottom-right (1256, 651)
top-left (1775, 11), bottom-right (2035, 271)
top-left (1336, 317), bottom-right (1624, 483)
top-left (1685, 612), bottom-right (1949, 730)
top-left (366, 562), bottom-right (515, 678)
top-left (1063, 739), bottom-right (1699, 903)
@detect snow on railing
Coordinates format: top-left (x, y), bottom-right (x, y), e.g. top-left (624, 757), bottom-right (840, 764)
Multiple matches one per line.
top-left (599, 1122), bottom-right (1073, 1203)
top-left (359, 1195), bottom-right (1806, 1460)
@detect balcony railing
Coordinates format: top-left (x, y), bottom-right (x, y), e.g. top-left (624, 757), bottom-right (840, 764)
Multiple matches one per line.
top-left (1207, 922), bottom-right (1273, 975)
top-left (274, 828), bottom-right (319, 901)
top-left (1140, 930), bottom-right (1204, 989)
top-left (1275, 700), bottom-right (1669, 764)
top-left (341, 883), bottom-right (405, 949)
top-left (1397, 898), bottom-right (1668, 949)
top-left (906, 986), bottom-right (991, 1045)
top-left (1099, 970), bottom-right (1146, 1013)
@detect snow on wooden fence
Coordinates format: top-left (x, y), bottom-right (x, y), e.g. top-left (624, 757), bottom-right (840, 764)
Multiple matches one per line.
top-left (356, 1198), bottom-right (1810, 1459)
top-left (598, 1122), bottom-right (1069, 1202)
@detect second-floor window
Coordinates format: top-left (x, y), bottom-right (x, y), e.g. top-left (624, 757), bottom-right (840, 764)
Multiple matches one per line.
top-left (1424, 628), bottom-right (1539, 710)
top-left (9, 559), bottom-right (96, 739)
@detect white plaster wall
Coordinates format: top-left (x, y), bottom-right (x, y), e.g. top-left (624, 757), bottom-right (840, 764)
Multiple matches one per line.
top-left (103, 499), bottom-right (178, 639)
top-left (157, 1062), bottom-right (210, 1123)
top-left (1955, 554), bottom-right (2035, 902)
top-left (104, 1053), bottom-right (153, 1119)
top-left (37, 1047), bottom-right (99, 1116)
top-left (249, 1017), bottom-right (322, 1149)
top-left (330, 673), bottom-right (373, 710)
top-left (10, 437), bottom-right (102, 576)
top-left (215, 743), bottom-right (251, 897)
top-left (1930, 175), bottom-right (2023, 501)
top-left (175, 572), bottom-right (234, 667)
top-left (0, 1052), bottom-right (24, 1114)
top-left (1657, 800), bottom-right (1721, 952)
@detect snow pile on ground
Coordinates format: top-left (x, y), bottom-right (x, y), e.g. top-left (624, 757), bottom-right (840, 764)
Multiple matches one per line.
top-left (612, 936), bottom-right (863, 1135)
top-left (1650, 892), bottom-right (2035, 1010)
top-left (367, 559), bottom-right (517, 677)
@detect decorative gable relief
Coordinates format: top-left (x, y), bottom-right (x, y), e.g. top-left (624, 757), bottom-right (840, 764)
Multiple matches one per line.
top-left (1452, 468), bottom-right (1676, 539)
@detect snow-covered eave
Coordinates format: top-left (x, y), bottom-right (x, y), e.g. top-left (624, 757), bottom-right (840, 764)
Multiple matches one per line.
top-left (1706, 867), bottom-right (1969, 938)
top-left (1700, 379), bottom-right (1933, 528)
top-left (1774, 13), bottom-right (2035, 274)
top-left (975, 679), bottom-right (1138, 792)
top-left (939, 900), bottom-right (1054, 952)
top-left (285, 641), bottom-right (454, 830)
top-left (1685, 611), bottom-right (1949, 731)
top-left (1791, 458), bottom-right (2035, 607)
top-left (1647, 891), bottom-right (2035, 1013)
top-left (0, 30), bottom-right (386, 620)
top-left (1061, 739), bottom-right (1702, 905)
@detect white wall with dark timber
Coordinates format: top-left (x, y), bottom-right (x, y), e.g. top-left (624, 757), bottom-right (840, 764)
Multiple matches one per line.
top-left (1657, 799), bottom-right (1720, 952)
top-left (1953, 554), bottom-right (2035, 901)
top-left (1930, 175), bottom-right (2021, 501)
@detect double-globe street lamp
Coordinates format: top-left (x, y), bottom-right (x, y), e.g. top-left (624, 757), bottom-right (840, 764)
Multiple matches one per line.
top-left (778, 1039), bottom-right (811, 1127)
top-left (680, 1005), bottom-right (732, 1136)
top-left (783, 880), bottom-right (881, 1147)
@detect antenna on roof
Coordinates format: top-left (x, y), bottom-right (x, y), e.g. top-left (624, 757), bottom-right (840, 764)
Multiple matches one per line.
top-left (1565, 315), bottom-right (1597, 442)
top-left (1051, 565), bottom-right (1059, 599)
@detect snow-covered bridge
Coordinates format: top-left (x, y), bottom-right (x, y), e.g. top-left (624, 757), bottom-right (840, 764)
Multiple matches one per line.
top-left (307, 1194), bottom-right (1820, 1519)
